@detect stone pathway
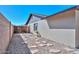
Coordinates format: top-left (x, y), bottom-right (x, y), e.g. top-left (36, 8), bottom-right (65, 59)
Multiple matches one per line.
top-left (20, 33), bottom-right (77, 54)
top-left (6, 33), bottom-right (79, 54)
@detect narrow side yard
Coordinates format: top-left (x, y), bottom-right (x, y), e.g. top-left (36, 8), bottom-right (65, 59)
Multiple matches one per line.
top-left (6, 33), bottom-right (79, 54)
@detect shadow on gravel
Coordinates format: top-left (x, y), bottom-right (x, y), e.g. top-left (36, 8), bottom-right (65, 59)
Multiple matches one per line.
top-left (6, 34), bottom-right (31, 54)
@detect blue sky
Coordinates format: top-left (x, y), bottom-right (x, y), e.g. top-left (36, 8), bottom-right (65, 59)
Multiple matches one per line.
top-left (0, 5), bottom-right (75, 26)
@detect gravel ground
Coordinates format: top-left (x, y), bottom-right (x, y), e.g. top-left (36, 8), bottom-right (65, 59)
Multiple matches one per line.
top-left (6, 34), bottom-right (31, 54)
top-left (6, 33), bottom-right (79, 54)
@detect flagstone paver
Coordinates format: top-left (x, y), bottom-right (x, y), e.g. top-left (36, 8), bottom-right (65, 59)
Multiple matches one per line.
top-left (20, 33), bottom-right (76, 54)
top-left (49, 49), bottom-right (61, 54)
top-left (6, 33), bottom-right (79, 54)
top-left (31, 49), bottom-right (39, 54)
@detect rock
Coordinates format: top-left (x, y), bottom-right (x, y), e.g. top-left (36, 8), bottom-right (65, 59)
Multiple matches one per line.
top-left (64, 47), bottom-right (74, 52)
top-left (21, 41), bottom-right (27, 44)
top-left (24, 40), bottom-right (28, 42)
top-left (24, 42), bottom-right (28, 44)
top-left (31, 49), bottom-right (39, 54)
top-left (24, 37), bottom-right (28, 38)
top-left (49, 49), bottom-right (61, 53)
top-left (46, 43), bottom-right (53, 46)
top-left (36, 41), bottom-right (40, 44)
top-left (24, 38), bottom-right (28, 40)
top-left (35, 38), bottom-right (39, 41)
top-left (28, 45), bottom-right (37, 48)
top-left (38, 44), bottom-right (46, 47)
top-left (42, 41), bottom-right (47, 44)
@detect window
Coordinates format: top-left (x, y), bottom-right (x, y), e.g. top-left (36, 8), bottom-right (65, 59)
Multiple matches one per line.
top-left (34, 23), bottom-right (38, 31)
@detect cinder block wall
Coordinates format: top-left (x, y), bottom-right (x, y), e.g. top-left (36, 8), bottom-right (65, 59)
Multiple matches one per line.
top-left (0, 13), bottom-right (14, 53)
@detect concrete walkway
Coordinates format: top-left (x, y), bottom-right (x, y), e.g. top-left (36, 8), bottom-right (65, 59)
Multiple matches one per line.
top-left (6, 33), bottom-right (79, 54)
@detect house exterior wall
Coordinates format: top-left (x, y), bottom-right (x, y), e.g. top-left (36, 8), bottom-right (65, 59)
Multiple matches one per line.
top-left (29, 19), bottom-right (75, 47)
top-left (28, 9), bottom-right (79, 48)
top-left (46, 9), bottom-right (75, 29)
top-left (29, 16), bottom-right (42, 24)
top-left (49, 29), bottom-right (75, 47)
top-left (0, 14), bottom-right (14, 53)
top-left (28, 23), bottom-right (37, 35)
top-left (47, 15), bottom-right (75, 29)
top-left (37, 19), bottom-right (75, 47)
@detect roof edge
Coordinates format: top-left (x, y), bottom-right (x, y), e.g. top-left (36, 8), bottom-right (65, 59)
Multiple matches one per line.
top-left (25, 13), bottom-right (47, 25)
top-left (43, 6), bottom-right (77, 19)
top-left (25, 14), bottom-right (32, 25)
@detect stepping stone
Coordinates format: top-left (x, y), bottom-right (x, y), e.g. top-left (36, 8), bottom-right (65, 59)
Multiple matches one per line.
top-left (29, 37), bottom-right (33, 39)
top-left (49, 49), bottom-right (61, 53)
top-left (24, 38), bottom-right (27, 40)
top-left (24, 39), bottom-right (28, 41)
top-left (24, 41), bottom-right (28, 44)
top-left (36, 41), bottom-right (40, 44)
top-left (35, 38), bottom-right (39, 40)
top-left (28, 45), bottom-right (37, 48)
top-left (21, 41), bottom-right (28, 44)
top-left (25, 37), bottom-right (28, 38)
top-left (31, 49), bottom-right (39, 54)
top-left (42, 41), bottom-right (47, 44)
top-left (38, 44), bottom-right (46, 47)
top-left (46, 43), bottom-right (53, 46)
top-left (64, 47), bottom-right (74, 52)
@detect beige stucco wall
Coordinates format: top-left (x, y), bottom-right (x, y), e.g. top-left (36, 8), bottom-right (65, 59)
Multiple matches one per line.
top-left (29, 16), bottom-right (42, 24)
top-left (29, 19), bottom-right (75, 47)
top-left (47, 15), bottom-right (75, 29)
top-left (39, 20), bottom-right (75, 47)
top-left (29, 9), bottom-right (79, 48)
top-left (46, 9), bottom-right (75, 29)
top-left (0, 14), bottom-right (14, 53)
